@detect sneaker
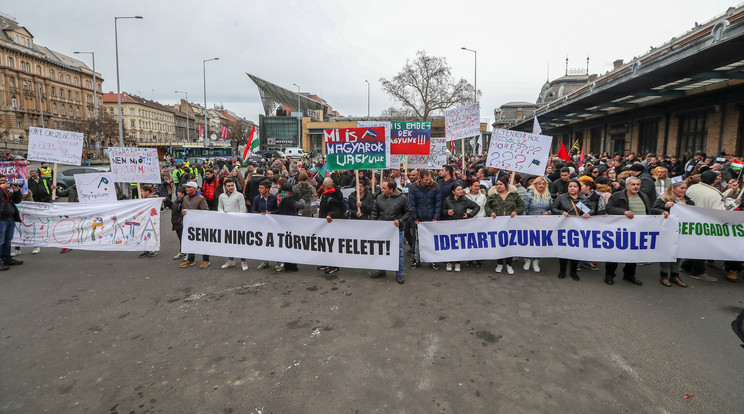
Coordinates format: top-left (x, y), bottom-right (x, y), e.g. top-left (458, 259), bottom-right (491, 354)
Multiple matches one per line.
top-left (221, 260), bottom-right (235, 269)
top-left (32, 247), bottom-right (40, 254)
top-left (138, 252), bottom-right (149, 258)
top-left (180, 260), bottom-right (195, 268)
top-left (430, 263), bottom-right (440, 270)
top-left (241, 261), bottom-right (249, 271)
top-left (446, 263), bottom-right (453, 272)
top-left (454, 263), bottom-right (461, 272)
top-left (725, 270), bottom-right (738, 283)
top-left (10, 250), bottom-right (20, 257)
top-left (523, 259), bottom-right (532, 271)
top-left (199, 261), bottom-right (210, 269)
top-left (5, 258), bottom-right (23, 266)
top-left (588, 262), bottom-right (599, 271)
top-left (60, 248), bottom-right (70, 254)
top-left (506, 265), bottom-right (515, 275)
top-left (532, 260), bottom-right (541, 273)
top-left (409, 260), bottom-right (419, 269)
top-left (325, 267), bottom-right (339, 274)
top-left (257, 261), bottom-right (269, 270)
top-left (173, 252), bottom-right (185, 260)
top-left (317, 266), bottom-right (329, 272)
top-left (495, 264), bottom-right (503, 273)
top-left (275, 263), bottom-right (284, 272)
top-left (690, 273), bottom-right (718, 282)
top-left (146, 251), bottom-right (157, 257)
top-left (396, 274), bottom-right (405, 284)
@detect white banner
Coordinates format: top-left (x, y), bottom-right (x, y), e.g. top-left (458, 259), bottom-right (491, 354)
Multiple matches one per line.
top-left (182, 211), bottom-right (400, 270)
top-left (108, 147), bottom-right (160, 183)
top-left (407, 137), bottom-right (448, 170)
top-left (27, 127), bottom-right (84, 165)
top-left (418, 215), bottom-right (679, 262)
top-left (672, 204), bottom-right (744, 261)
top-left (357, 121), bottom-right (394, 169)
top-left (445, 102), bottom-right (480, 141)
top-left (486, 128), bottom-right (553, 176)
top-left (13, 198), bottom-right (162, 251)
top-left (74, 172), bottom-right (117, 203)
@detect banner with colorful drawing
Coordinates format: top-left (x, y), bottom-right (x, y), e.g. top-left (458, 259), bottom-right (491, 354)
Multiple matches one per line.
top-left (74, 172), bottom-right (117, 203)
top-left (485, 128), bottom-right (553, 176)
top-left (13, 198), bottom-right (162, 251)
top-left (324, 127), bottom-right (387, 171)
top-left (391, 121), bottom-right (431, 155)
top-left (444, 102), bottom-right (480, 141)
top-left (0, 161), bottom-right (28, 195)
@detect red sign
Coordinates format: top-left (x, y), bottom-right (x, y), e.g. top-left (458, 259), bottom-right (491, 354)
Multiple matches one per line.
top-left (199, 125), bottom-right (205, 139)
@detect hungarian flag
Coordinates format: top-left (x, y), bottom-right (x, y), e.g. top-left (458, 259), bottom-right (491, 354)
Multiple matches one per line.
top-left (557, 142), bottom-right (571, 162)
top-left (450, 140), bottom-right (456, 154)
top-left (731, 159), bottom-right (744, 171)
top-left (242, 125), bottom-right (259, 160)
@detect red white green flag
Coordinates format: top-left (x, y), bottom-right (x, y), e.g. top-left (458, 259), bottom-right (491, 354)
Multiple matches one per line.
top-left (242, 125), bottom-right (259, 159)
top-left (731, 159), bottom-right (744, 171)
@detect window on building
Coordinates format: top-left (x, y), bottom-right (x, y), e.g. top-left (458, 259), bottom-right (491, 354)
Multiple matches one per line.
top-left (76, 109), bottom-right (80, 117)
top-left (66, 75), bottom-right (71, 83)
top-left (130, 108), bottom-right (134, 116)
top-left (51, 87), bottom-right (55, 97)
top-left (589, 128), bottom-right (602, 155)
top-left (17, 121), bottom-right (22, 129)
top-left (75, 92), bottom-right (79, 101)
top-left (61, 105), bottom-right (66, 115)
top-left (131, 120), bottom-right (135, 128)
top-left (6, 57), bottom-right (12, 68)
top-left (677, 111), bottom-right (708, 155)
top-left (52, 103), bottom-right (57, 114)
top-left (50, 70), bottom-right (54, 79)
top-left (74, 77), bottom-right (78, 85)
top-left (58, 72), bottom-right (63, 81)
top-left (68, 91), bottom-right (72, 99)
top-left (11, 98), bottom-right (17, 108)
top-left (9, 78), bottom-right (15, 88)
top-left (638, 119), bottom-right (660, 156)
top-left (36, 65), bottom-right (41, 75)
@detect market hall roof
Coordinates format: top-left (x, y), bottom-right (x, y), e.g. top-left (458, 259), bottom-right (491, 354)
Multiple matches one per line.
top-left (512, 6), bottom-right (744, 132)
top-left (246, 73), bottom-right (330, 117)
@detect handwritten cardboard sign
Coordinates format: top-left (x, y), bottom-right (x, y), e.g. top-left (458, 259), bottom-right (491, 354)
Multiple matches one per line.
top-left (445, 102), bottom-right (480, 141)
top-left (0, 161), bottom-right (28, 194)
top-left (324, 127), bottom-right (387, 171)
top-left (485, 128), bottom-right (553, 176)
top-left (406, 138), bottom-right (447, 169)
top-left (391, 121), bottom-right (431, 155)
top-left (357, 121), bottom-right (393, 169)
top-left (27, 127), bottom-right (84, 165)
top-left (74, 172), bottom-right (117, 203)
top-left (107, 147), bottom-right (160, 183)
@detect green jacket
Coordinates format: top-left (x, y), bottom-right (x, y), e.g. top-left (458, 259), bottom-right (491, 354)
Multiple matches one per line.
top-left (485, 191), bottom-right (525, 217)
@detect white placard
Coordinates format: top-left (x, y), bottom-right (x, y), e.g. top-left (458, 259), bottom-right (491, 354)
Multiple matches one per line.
top-left (182, 211), bottom-right (400, 270)
top-left (672, 203), bottom-right (744, 261)
top-left (485, 128), bottom-right (553, 176)
top-left (27, 127), bottom-right (84, 165)
top-left (12, 198), bottom-right (162, 251)
top-left (445, 102), bottom-right (480, 141)
top-left (74, 172), bottom-right (117, 203)
top-left (108, 147), bottom-right (160, 183)
top-left (671, 176), bottom-right (683, 184)
top-left (407, 137), bottom-right (448, 170)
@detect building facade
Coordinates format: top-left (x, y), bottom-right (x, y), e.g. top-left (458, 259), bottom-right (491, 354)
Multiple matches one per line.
top-left (102, 93), bottom-right (176, 145)
top-left (0, 13), bottom-right (103, 147)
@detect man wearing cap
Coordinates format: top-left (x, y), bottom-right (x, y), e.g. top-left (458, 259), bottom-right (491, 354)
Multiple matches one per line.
top-left (179, 181), bottom-right (211, 269)
top-left (628, 163), bottom-right (656, 202)
top-left (684, 151), bottom-right (705, 178)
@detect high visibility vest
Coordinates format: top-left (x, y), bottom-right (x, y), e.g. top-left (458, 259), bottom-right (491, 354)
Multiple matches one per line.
top-left (39, 167), bottom-right (52, 180)
top-left (173, 169), bottom-right (183, 184)
top-left (191, 167), bottom-right (199, 179)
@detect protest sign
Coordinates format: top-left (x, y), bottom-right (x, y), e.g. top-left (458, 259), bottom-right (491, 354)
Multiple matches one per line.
top-left (445, 102), bottom-right (480, 141)
top-left (13, 198), bottom-right (162, 251)
top-left (182, 211), bottom-right (400, 270)
top-left (357, 121), bottom-right (393, 169)
top-left (391, 121), bottom-right (431, 155)
top-left (418, 215), bottom-right (678, 263)
top-left (672, 204), bottom-right (744, 261)
top-left (0, 161), bottom-right (28, 194)
top-left (27, 127), bottom-right (84, 165)
top-left (485, 128), bottom-right (553, 176)
top-left (74, 172), bottom-right (117, 203)
top-left (108, 147), bottom-right (160, 183)
top-left (407, 138), bottom-right (448, 170)
top-left (324, 127), bottom-right (387, 171)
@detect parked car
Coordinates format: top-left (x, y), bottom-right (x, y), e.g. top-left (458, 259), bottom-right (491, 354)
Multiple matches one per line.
top-left (56, 167), bottom-right (109, 190)
top-left (255, 150), bottom-right (287, 159)
top-left (186, 157), bottom-right (207, 166)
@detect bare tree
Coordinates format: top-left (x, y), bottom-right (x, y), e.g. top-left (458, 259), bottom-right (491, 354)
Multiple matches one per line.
top-left (379, 51), bottom-right (479, 120)
top-left (226, 119), bottom-right (253, 153)
top-left (61, 111), bottom-right (127, 150)
top-left (379, 106), bottom-right (417, 120)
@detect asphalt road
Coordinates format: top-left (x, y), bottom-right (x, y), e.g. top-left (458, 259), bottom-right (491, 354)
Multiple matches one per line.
top-left (1, 209), bottom-right (743, 413)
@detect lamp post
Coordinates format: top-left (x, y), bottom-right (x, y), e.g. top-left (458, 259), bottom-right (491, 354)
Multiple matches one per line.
top-left (75, 51), bottom-right (97, 152)
top-left (174, 90), bottom-right (190, 142)
top-left (365, 79), bottom-right (370, 117)
top-left (293, 83), bottom-right (301, 149)
top-left (202, 58), bottom-right (219, 142)
top-left (114, 16), bottom-right (143, 147)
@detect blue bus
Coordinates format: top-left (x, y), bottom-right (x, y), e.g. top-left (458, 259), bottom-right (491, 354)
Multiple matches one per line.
top-left (170, 144), bottom-right (233, 164)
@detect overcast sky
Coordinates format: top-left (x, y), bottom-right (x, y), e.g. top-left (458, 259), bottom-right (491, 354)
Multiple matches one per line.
top-left (4, 0), bottom-right (737, 124)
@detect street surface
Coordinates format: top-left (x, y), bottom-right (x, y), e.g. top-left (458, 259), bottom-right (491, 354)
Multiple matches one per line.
top-left (1, 209), bottom-right (743, 413)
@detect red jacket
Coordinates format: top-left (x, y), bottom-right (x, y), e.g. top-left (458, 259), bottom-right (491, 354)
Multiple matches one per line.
top-left (202, 177), bottom-right (218, 201)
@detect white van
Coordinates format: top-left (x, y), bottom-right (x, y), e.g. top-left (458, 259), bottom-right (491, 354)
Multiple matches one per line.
top-left (284, 147), bottom-right (307, 158)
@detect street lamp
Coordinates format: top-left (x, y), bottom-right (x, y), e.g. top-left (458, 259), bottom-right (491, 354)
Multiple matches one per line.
top-left (174, 90), bottom-right (190, 142)
top-left (460, 47), bottom-right (477, 103)
top-left (114, 16), bottom-right (143, 147)
top-left (365, 79), bottom-right (370, 117)
top-left (203, 58), bottom-right (219, 142)
top-left (292, 83), bottom-right (301, 149)
top-left (75, 51), bottom-right (97, 151)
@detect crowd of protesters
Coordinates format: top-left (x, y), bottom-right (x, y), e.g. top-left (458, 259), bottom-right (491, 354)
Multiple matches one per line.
top-left (2, 149), bottom-right (742, 286)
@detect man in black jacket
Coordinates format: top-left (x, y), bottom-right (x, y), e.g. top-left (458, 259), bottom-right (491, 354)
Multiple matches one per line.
top-left (27, 170), bottom-right (53, 202)
top-left (604, 176), bottom-right (651, 286)
top-left (628, 163), bottom-right (656, 203)
top-left (243, 168), bottom-right (266, 208)
top-left (370, 179), bottom-right (411, 284)
top-left (318, 177), bottom-right (348, 275)
top-left (0, 174), bottom-right (23, 270)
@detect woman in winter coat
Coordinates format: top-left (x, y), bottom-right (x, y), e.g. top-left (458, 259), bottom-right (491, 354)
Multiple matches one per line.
top-left (651, 181), bottom-right (692, 287)
top-left (521, 176), bottom-right (552, 272)
top-left (551, 180), bottom-right (592, 280)
top-left (442, 183), bottom-right (480, 272)
top-left (485, 178), bottom-right (525, 275)
top-left (347, 179), bottom-right (375, 220)
top-left (292, 171), bottom-right (316, 217)
top-left (464, 180), bottom-right (487, 218)
top-left (276, 182), bottom-right (306, 272)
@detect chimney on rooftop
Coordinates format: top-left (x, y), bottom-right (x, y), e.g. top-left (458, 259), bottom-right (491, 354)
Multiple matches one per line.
top-left (613, 59), bottom-right (624, 70)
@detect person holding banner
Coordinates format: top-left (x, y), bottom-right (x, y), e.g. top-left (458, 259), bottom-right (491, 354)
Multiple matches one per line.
top-left (409, 170), bottom-right (442, 270)
top-left (347, 179), bottom-right (374, 220)
top-left (442, 183), bottom-right (480, 272)
top-left (651, 180), bottom-right (691, 287)
top-left (275, 182), bottom-right (306, 273)
top-left (217, 178), bottom-right (249, 271)
top-left (604, 176), bottom-right (652, 286)
top-left (551, 180), bottom-right (594, 280)
top-left (521, 176), bottom-right (552, 272)
top-left (485, 178), bottom-right (525, 275)
top-left (180, 182), bottom-right (211, 269)
top-left (0, 174), bottom-right (23, 271)
top-left (317, 177), bottom-right (348, 275)
top-left (370, 179), bottom-right (411, 284)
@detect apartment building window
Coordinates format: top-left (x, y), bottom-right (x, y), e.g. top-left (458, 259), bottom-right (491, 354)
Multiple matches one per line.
top-left (66, 75), bottom-right (71, 83)
top-left (50, 70), bottom-right (54, 78)
top-left (11, 98), bottom-right (16, 108)
top-left (130, 108), bottom-right (134, 116)
top-left (68, 91), bottom-right (71, 99)
top-left (9, 78), bottom-right (15, 88)
top-left (7, 57), bottom-right (13, 68)
top-left (52, 103), bottom-right (57, 114)
top-left (36, 65), bottom-right (41, 75)
top-left (58, 72), bottom-right (63, 81)
top-left (74, 77), bottom-right (78, 85)
top-left (75, 92), bottom-right (79, 101)
top-left (69, 105), bottom-right (73, 116)
top-left (76, 109), bottom-right (80, 117)
top-left (131, 120), bottom-right (135, 128)
top-left (61, 106), bottom-right (66, 115)
top-left (51, 87), bottom-right (55, 97)
top-left (677, 111), bottom-right (708, 155)
top-left (17, 121), bottom-right (22, 129)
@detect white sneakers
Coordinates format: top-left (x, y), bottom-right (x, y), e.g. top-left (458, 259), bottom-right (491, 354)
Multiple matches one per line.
top-left (446, 263), bottom-right (453, 272)
top-left (523, 259), bottom-right (532, 271)
top-left (221, 259), bottom-right (236, 269)
top-left (532, 259), bottom-right (541, 273)
top-left (454, 263), bottom-right (461, 272)
top-left (241, 261), bottom-right (249, 271)
top-left (11, 250), bottom-right (20, 257)
top-left (495, 264), bottom-right (503, 273)
top-left (173, 252), bottom-right (186, 260)
top-left (32, 247), bottom-right (40, 254)
top-left (506, 265), bottom-right (515, 275)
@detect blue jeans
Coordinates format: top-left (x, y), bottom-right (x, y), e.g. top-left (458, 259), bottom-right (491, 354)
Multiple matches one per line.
top-left (187, 253), bottom-right (209, 262)
top-left (379, 231), bottom-right (405, 276)
top-left (0, 219), bottom-right (15, 263)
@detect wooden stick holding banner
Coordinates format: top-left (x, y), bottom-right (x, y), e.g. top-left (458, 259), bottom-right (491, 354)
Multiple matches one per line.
top-left (137, 183), bottom-right (142, 199)
top-left (403, 155), bottom-right (408, 185)
top-left (355, 171), bottom-right (361, 215)
top-left (509, 170), bottom-right (516, 187)
top-left (51, 163), bottom-right (58, 201)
